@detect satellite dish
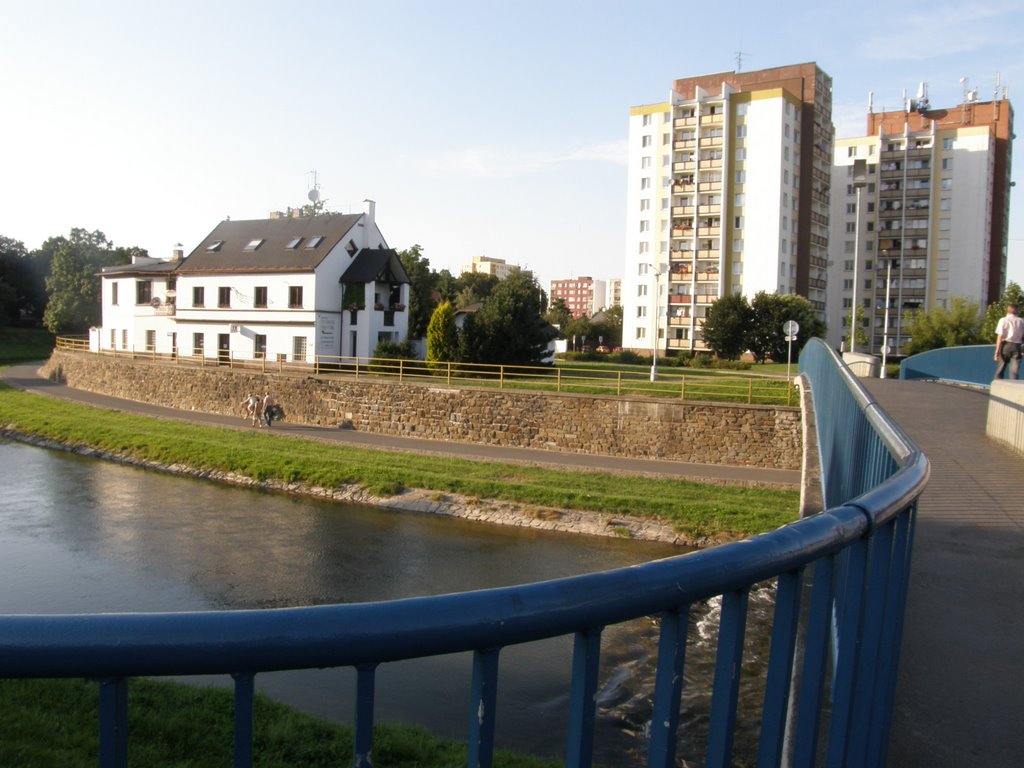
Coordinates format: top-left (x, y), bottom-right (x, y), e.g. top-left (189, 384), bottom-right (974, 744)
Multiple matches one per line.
top-left (308, 188), bottom-right (320, 203)
top-left (150, 296), bottom-right (162, 308)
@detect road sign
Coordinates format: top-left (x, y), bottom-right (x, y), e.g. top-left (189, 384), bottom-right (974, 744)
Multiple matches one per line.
top-left (782, 320), bottom-right (799, 337)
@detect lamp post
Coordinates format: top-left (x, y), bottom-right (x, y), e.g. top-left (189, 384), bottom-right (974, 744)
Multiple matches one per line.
top-left (849, 159), bottom-right (867, 354)
top-left (881, 251), bottom-right (892, 378)
top-left (644, 263), bottom-right (666, 381)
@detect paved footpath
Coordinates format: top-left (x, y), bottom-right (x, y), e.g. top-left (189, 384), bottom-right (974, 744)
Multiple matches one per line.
top-left (862, 378), bottom-right (1024, 768)
top-left (1, 362), bottom-right (799, 487)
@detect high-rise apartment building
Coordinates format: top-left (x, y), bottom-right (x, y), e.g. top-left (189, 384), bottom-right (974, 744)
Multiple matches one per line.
top-left (827, 88), bottom-right (1014, 354)
top-left (623, 62), bottom-right (833, 356)
top-left (549, 276), bottom-right (608, 318)
top-left (459, 255), bottom-right (517, 279)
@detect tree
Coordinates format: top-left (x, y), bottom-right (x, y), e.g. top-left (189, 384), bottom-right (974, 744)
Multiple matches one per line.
top-left (398, 244), bottom-right (436, 339)
top-left (544, 298), bottom-right (572, 329)
top-left (464, 268), bottom-right (549, 365)
top-left (0, 236), bottom-right (29, 324)
top-left (746, 292), bottom-right (825, 363)
top-left (41, 229), bottom-right (134, 334)
top-left (452, 272), bottom-right (500, 308)
top-left (426, 300), bottom-right (459, 364)
top-left (980, 282), bottom-right (1024, 342)
top-left (702, 293), bottom-right (752, 360)
top-left (590, 305), bottom-right (623, 350)
top-left (904, 297), bottom-right (983, 354)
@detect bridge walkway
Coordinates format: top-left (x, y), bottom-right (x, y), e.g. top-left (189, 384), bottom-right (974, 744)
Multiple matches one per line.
top-left (862, 378), bottom-right (1024, 768)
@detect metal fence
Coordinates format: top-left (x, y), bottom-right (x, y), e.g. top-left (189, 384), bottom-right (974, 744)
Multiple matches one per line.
top-left (3, 338), bottom-right (927, 767)
top-left (57, 336), bottom-right (797, 405)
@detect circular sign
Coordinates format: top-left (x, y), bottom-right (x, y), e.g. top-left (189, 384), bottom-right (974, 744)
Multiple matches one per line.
top-left (782, 320), bottom-right (799, 336)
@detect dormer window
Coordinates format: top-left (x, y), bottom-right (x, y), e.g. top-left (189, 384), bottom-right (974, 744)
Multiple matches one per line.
top-left (285, 237), bottom-right (303, 249)
top-left (305, 236), bottom-right (324, 249)
top-left (206, 240), bottom-right (223, 251)
top-left (244, 238), bottom-right (264, 251)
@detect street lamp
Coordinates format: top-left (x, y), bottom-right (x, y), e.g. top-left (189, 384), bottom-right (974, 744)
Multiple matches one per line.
top-left (849, 159), bottom-right (867, 354)
top-left (644, 262), bottom-right (667, 381)
top-left (881, 250), bottom-right (892, 378)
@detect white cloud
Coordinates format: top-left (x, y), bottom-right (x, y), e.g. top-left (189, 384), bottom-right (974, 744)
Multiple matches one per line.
top-left (857, 2), bottom-right (1019, 61)
top-left (420, 140), bottom-right (628, 179)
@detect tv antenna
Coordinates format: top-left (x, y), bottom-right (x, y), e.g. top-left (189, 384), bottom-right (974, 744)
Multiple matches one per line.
top-left (307, 170), bottom-right (321, 203)
top-left (735, 48), bottom-right (750, 72)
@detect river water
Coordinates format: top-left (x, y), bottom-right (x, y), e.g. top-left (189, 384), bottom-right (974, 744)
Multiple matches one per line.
top-left (0, 437), bottom-right (777, 765)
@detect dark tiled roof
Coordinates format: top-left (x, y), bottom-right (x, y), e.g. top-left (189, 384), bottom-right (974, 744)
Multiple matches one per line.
top-left (176, 214), bottom-right (364, 273)
top-left (100, 260), bottom-right (180, 277)
top-left (340, 248), bottom-right (410, 284)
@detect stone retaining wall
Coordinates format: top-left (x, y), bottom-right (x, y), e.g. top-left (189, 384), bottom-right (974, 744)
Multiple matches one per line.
top-left (41, 351), bottom-right (801, 469)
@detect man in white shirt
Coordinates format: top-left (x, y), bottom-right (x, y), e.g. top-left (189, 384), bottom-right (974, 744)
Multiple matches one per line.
top-left (994, 304), bottom-right (1024, 379)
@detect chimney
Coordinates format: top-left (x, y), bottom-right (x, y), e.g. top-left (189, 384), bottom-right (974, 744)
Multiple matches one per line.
top-left (363, 199), bottom-right (376, 230)
top-left (171, 243), bottom-right (184, 262)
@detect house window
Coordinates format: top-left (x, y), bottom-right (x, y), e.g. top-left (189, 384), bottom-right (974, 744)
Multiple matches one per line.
top-left (109, 329), bottom-right (116, 348)
top-left (145, 330), bottom-right (155, 352)
top-left (306, 236), bottom-right (324, 249)
top-left (346, 239), bottom-right (358, 256)
top-left (218, 287), bottom-right (231, 308)
top-left (254, 334), bottom-right (267, 359)
top-left (244, 238), bottom-right (264, 251)
top-left (121, 330), bottom-right (128, 350)
top-left (292, 336), bottom-right (307, 362)
top-left (193, 287), bottom-right (205, 307)
top-left (285, 237), bottom-right (303, 249)
top-left (289, 286), bottom-right (303, 308)
top-left (193, 333), bottom-right (204, 356)
top-left (254, 286), bottom-right (268, 308)
top-left (111, 282), bottom-right (119, 305)
top-left (206, 240), bottom-right (223, 252)
top-left (136, 281), bottom-right (152, 305)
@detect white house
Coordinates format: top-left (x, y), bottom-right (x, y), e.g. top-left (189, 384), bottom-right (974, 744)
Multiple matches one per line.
top-left (93, 201), bottom-right (410, 362)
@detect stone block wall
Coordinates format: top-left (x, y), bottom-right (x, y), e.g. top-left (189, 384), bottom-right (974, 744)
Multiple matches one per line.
top-left (41, 351), bottom-right (801, 469)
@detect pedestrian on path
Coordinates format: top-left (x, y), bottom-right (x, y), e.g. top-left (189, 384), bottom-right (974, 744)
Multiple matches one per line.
top-left (241, 393), bottom-right (262, 427)
top-left (262, 392), bottom-right (277, 428)
top-left (994, 304), bottom-right (1024, 379)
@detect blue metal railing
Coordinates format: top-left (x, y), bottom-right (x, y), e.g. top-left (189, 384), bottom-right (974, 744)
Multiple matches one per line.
top-left (900, 343), bottom-right (1003, 387)
top-left (0, 339), bottom-right (928, 767)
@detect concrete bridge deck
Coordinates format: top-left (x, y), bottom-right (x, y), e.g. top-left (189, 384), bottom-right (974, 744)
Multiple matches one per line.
top-left (862, 378), bottom-right (1024, 768)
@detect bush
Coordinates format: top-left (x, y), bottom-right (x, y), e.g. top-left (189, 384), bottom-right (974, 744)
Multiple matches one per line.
top-left (612, 350), bottom-right (645, 365)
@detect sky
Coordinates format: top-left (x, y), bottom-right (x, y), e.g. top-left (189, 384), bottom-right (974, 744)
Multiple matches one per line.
top-left (2, 0), bottom-right (1022, 295)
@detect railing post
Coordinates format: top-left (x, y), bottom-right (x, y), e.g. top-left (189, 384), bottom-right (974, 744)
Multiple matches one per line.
top-left (647, 607), bottom-right (689, 767)
top-left (354, 664), bottom-right (377, 767)
top-left (467, 648), bottom-right (501, 768)
top-left (565, 628), bottom-right (603, 768)
top-left (98, 677), bottom-right (128, 768)
top-left (232, 672), bottom-right (255, 768)
top-left (706, 589), bottom-right (750, 767)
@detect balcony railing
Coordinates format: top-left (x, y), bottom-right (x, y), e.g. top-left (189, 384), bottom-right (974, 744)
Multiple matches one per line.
top-left (5, 340), bottom-right (928, 768)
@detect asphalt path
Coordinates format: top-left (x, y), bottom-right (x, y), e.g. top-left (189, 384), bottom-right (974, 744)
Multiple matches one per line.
top-left (2, 362), bottom-right (800, 487)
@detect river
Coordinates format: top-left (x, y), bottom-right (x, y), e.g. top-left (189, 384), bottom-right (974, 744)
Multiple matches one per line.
top-left (0, 437), bottom-right (776, 765)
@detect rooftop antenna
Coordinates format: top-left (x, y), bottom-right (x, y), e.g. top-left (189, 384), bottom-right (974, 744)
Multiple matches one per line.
top-left (734, 48), bottom-right (749, 72)
top-left (960, 76), bottom-right (970, 103)
top-left (868, 90), bottom-right (874, 114)
top-left (995, 71), bottom-right (1002, 100)
top-left (307, 170), bottom-right (321, 204)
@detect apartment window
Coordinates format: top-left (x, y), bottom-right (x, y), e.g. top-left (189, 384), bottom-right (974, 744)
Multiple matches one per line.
top-left (635, 327), bottom-right (647, 340)
top-left (637, 306), bottom-right (647, 318)
top-left (254, 286), bottom-right (268, 308)
top-left (640, 199), bottom-right (650, 211)
top-left (784, 146), bottom-right (790, 161)
top-left (641, 135), bottom-right (652, 147)
top-left (784, 124), bottom-right (790, 138)
top-left (640, 177), bottom-right (651, 190)
top-left (218, 287), bottom-right (231, 308)
top-left (111, 282), bottom-right (119, 305)
top-left (736, 125), bottom-right (747, 138)
top-left (136, 281), bottom-right (152, 305)
top-left (145, 330), bottom-right (155, 352)
top-left (641, 156), bottom-right (651, 169)
top-left (193, 286), bottom-right (205, 307)
top-left (844, 241), bottom-right (855, 253)
top-left (940, 198), bottom-right (952, 211)
top-left (846, 222), bottom-right (856, 233)
top-left (847, 146), bottom-right (856, 157)
top-left (638, 242), bottom-right (649, 254)
top-left (735, 148), bottom-right (747, 160)
top-left (288, 286), bottom-right (303, 308)
top-left (639, 220), bottom-right (650, 232)
top-left (733, 238), bottom-right (743, 251)
top-left (844, 260), bottom-right (854, 271)
top-left (943, 138), bottom-right (954, 150)
top-left (940, 218), bottom-right (951, 231)
top-left (941, 178), bottom-right (953, 190)
top-left (637, 284), bottom-right (648, 297)
top-left (735, 170), bottom-right (745, 184)
top-left (254, 334), bottom-right (267, 359)
top-left (734, 194), bottom-right (745, 206)
top-left (846, 203), bottom-right (856, 214)
top-left (843, 279), bottom-right (853, 291)
top-left (193, 333), bottom-right (204, 355)
top-left (292, 336), bottom-right (307, 362)
top-left (642, 114), bottom-right (651, 126)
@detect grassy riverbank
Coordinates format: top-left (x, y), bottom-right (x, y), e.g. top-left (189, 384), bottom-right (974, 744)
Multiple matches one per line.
top-left (0, 381), bottom-right (797, 539)
top-left (0, 678), bottom-right (558, 768)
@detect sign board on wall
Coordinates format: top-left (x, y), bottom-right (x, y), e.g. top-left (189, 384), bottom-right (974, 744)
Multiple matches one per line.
top-left (317, 313), bottom-right (338, 354)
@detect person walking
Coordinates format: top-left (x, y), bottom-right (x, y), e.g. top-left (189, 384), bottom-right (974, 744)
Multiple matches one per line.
top-left (262, 392), bottom-right (277, 428)
top-left (240, 393), bottom-right (262, 427)
top-left (994, 304), bottom-right (1024, 379)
